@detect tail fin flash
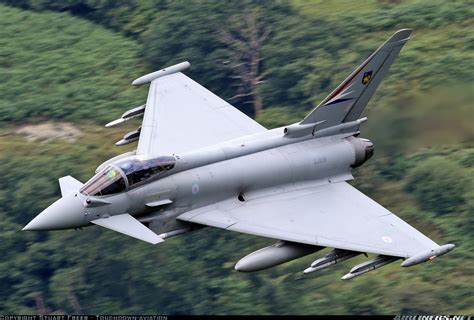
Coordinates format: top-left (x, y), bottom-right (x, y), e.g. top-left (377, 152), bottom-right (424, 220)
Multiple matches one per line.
top-left (301, 29), bottom-right (412, 127)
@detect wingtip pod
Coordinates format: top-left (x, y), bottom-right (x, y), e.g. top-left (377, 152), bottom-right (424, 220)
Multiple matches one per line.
top-left (401, 244), bottom-right (455, 267)
top-left (132, 61), bottom-right (191, 86)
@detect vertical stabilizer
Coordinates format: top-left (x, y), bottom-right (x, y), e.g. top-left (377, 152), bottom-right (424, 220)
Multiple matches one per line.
top-left (301, 29), bottom-right (412, 128)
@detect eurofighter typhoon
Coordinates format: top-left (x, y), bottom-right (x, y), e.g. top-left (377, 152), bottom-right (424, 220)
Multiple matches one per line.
top-left (23, 29), bottom-right (455, 279)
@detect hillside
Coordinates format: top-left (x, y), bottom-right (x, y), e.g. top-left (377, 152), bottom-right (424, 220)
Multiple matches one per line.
top-left (0, 1), bottom-right (473, 315)
top-left (0, 5), bottom-right (146, 124)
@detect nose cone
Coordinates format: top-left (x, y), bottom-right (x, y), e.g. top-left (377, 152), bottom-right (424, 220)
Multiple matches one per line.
top-left (23, 194), bottom-right (85, 231)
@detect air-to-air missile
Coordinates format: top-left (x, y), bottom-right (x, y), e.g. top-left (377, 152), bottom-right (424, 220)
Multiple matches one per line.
top-left (303, 249), bottom-right (362, 274)
top-left (115, 127), bottom-right (141, 146)
top-left (105, 104), bottom-right (145, 128)
top-left (341, 255), bottom-right (399, 280)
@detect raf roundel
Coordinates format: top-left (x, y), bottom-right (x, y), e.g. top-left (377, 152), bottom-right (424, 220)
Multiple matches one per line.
top-left (191, 183), bottom-right (200, 195)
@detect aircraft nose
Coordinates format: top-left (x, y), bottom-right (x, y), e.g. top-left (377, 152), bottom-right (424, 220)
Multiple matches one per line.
top-left (22, 194), bottom-right (85, 231)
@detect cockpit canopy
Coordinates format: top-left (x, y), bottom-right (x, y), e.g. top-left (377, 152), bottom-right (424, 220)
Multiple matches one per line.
top-left (80, 156), bottom-right (176, 197)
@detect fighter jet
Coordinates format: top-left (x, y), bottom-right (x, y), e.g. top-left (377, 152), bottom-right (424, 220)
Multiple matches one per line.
top-left (23, 29), bottom-right (455, 279)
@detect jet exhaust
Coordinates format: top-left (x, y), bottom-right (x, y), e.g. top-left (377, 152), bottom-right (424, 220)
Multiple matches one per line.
top-left (347, 136), bottom-right (374, 168)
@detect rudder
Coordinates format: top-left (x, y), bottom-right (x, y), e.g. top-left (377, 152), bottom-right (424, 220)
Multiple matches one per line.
top-left (301, 29), bottom-right (412, 128)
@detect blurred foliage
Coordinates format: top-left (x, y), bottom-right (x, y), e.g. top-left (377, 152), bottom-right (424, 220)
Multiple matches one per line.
top-left (0, 0), bottom-right (473, 315)
top-left (405, 157), bottom-right (470, 215)
top-left (2, 0), bottom-right (473, 122)
top-left (0, 5), bottom-right (147, 124)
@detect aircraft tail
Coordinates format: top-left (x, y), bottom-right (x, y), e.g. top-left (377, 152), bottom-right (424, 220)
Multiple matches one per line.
top-left (301, 29), bottom-right (412, 128)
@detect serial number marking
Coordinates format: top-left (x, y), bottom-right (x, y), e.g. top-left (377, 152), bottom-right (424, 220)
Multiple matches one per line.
top-left (314, 156), bottom-right (327, 165)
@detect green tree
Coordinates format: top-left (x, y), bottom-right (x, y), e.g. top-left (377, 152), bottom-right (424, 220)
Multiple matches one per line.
top-left (405, 157), bottom-right (470, 215)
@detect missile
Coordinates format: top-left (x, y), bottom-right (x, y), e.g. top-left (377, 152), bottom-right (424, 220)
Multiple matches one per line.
top-left (235, 241), bottom-right (324, 272)
top-left (401, 244), bottom-right (455, 267)
top-left (341, 255), bottom-right (399, 280)
top-left (303, 249), bottom-right (361, 274)
top-left (106, 104), bottom-right (146, 127)
top-left (115, 127), bottom-right (141, 146)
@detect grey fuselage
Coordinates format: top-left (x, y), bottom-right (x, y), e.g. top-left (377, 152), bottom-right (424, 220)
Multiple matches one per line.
top-left (78, 126), bottom-right (372, 237)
